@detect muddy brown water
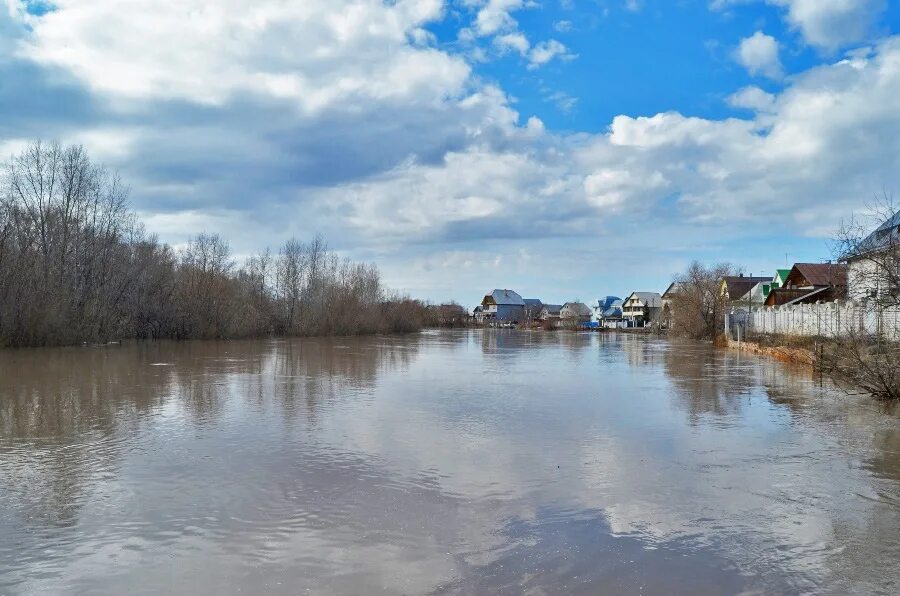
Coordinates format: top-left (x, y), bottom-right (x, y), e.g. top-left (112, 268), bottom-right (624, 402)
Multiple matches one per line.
top-left (1, 330), bottom-right (899, 595)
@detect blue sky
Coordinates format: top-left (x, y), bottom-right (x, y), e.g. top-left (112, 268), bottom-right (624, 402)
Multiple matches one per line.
top-left (1, 0), bottom-right (899, 307)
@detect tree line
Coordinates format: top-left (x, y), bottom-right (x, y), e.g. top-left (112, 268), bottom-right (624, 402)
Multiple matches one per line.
top-left (0, 141), bottom-right (465, 348)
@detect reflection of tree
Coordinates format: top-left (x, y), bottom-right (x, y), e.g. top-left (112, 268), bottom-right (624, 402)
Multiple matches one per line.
top-left (661, 340), bottom-right (751, 420)
top-left (269, 336), bottom-right (419, 422)
top-left (863, 424), bottom-right (900, 484)
top-left (0, 344), bottom-right (172, 530)
top-left (0, 336), bottom-right (421, 538)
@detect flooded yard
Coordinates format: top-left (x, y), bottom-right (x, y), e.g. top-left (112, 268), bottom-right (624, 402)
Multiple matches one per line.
top-left (1, 330), bottom-right (899, 594)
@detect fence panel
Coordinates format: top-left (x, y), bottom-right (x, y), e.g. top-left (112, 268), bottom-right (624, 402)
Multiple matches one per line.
top-left (743, 301), bottom-right (900, 339)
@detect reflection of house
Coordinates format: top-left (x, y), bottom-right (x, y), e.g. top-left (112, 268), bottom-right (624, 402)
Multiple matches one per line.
top-left (660, 283), bottom-right (682, 327)
top-left (622, 292), bottom-right (662, 326)
top-left (846, 209), bottom-right (900, 303)
top-left (764, 263), bottom-right (848, 306)
top-left (720, 275), bottom-right (772, 311)
top-left (479, 289), bottom-right (525, 324)
top-left (560, 302), bottom-right (592, 325)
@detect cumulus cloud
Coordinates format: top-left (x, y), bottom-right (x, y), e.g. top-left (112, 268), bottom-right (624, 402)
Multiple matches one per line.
top-left (16, 0), bottom-right (462, 109)
top-left (772, 0), bottom-right (886, 51)
top-left (714, 0), bottom-right (887, 51)
top-left (474, 0), bottom-right (525, 36)
top-left (494, 32), bottom-right (530, 55)
top-left (735, 31), bottom-right (783, 79)
top-left (728, 86), bottom-right (777, 112)
top-left (528, 39), bottom-right (574, 69)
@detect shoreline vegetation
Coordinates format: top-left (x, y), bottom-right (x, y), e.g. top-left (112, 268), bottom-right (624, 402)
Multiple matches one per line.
top-left (0, 141), bottom-right (467, 348)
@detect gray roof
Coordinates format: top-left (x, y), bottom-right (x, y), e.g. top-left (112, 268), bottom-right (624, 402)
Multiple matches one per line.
top-left (854, 209), bottom-right (900, 257)
top-left (662, 282), bottom-right (683, 298)
top-left (627, 292), bottom-right (662, 307)
top-left (562, 302), bottom-right (592, 316)
top-left (541, 304), bottom-right (563, 314)
top-left (523, 298), bottom-right (543, 307)
top-left (489, 289), bottom-right (524, 306)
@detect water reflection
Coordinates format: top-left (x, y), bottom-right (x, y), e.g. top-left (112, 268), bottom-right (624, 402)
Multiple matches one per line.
top-left (1, 331), bottom-right (899, 594)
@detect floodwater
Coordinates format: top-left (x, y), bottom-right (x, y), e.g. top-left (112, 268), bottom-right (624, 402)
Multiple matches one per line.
top-left (1, 331), bottom-right (899, 595)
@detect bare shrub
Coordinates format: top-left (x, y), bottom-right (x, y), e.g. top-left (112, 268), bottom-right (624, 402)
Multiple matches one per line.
top-left (669, 261), bottom-right (736, 340)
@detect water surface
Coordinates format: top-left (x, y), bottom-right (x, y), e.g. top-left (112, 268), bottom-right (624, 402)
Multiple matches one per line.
top-left (1, 331), bottom-right (899, 594)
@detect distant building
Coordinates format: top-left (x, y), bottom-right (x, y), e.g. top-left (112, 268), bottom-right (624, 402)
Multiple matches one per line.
top-left (560, 302), bottom-right (592, 326)
top-left (772, 268), bottom-right (791, 289)
top-left (622, 292), bottom-right (662, 327)
top-left (591, 296), bottom-right (622, 323)
top-left (719, 275), bottom-right (772, 311)
top-left (735, 281), bottom-right (775, 312)
top-left (764, 263), bottom-right (848, 306)
top-left (660, 283), bottom-right (683, 328)
top-left (479, 289), bottom-right (526, 324)
top-left (845, 209), bottom-right (900, 304)
top-left (539, 304), bottom-right (563, 322)
top-left (523, 298), bottom-right (544, 321)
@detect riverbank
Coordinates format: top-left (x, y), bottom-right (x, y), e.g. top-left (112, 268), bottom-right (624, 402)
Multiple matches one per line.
top-left (723, 336), bottom-right (816, 366)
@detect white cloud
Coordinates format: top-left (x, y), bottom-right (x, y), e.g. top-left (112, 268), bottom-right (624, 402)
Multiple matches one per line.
top-left (474, 0), bottom-right (525, 36)
top-left (15, 0), bottom-right (463, 110)
top-left (528, 39), bottom-right (573, 69)
top-left (735, 31), bottom-right (783, 79)
top-left (494, 32), bottom-right (530, 55)
top-left (728, 85), bottom-right (777, 112)
top-left (714, 0), bottom-right (887, 51)
top-left (554, 20), bottom-right (573, 33)
top-left (771, 0), bottom-right (886, 51)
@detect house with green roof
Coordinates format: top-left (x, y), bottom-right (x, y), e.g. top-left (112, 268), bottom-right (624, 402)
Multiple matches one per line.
top-left (772, 269), bottom-right (791, 289)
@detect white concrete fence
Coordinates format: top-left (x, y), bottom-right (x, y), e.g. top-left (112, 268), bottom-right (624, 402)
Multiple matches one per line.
top-left (727, 301), bottom-right (900, 341)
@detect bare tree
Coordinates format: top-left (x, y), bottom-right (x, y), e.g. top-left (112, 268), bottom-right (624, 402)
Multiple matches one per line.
top-left (819, 193), bottom-right (900, 401)
top-left (669, 261), bottom-right (736, 340)
top-left (0, 141), bottom-right (438, 347)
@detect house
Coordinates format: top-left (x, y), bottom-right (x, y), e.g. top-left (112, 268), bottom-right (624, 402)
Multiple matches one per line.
top-left (591, 296), bottom-right (622, 322)
top-left (522, 298), bottom-right (544, 321)
top-left (846, 209), bottom-right (900, 304)
top-left (539, 304), bottom-right (563, 322)
top-left (719, 275), bottom-right (772, 311)
top-left (595, 297), bottom-right (625, 328)
top-left (764, 263), bottom-right (848, 307)
top-left (473, 304), bottom-right (485, 324)
top-left (479, 289), bottom-right (526, 324)
top-left (622, 292), bottom-right (662, 327)
top-left (560, 302), bottom-right (592, 326)
top-left (735, 280), bottom-right (775, 311)
top-left (772, 269), bottom-right (791, 289)
top-left (660, 283), bottom-right (683, 327)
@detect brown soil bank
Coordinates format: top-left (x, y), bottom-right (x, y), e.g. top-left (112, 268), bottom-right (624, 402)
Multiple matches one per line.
top-left (724, 337), bottom-right (815, 366)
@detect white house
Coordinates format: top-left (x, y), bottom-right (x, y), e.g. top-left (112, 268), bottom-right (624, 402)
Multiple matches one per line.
top-left (847, 209), bottom-right (900, 304)
top-left (622, 292), bottom-right (662, 327)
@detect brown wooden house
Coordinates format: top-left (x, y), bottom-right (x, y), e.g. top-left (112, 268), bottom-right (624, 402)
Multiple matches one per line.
top-left (764, 263), bottom-right (847, 306)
